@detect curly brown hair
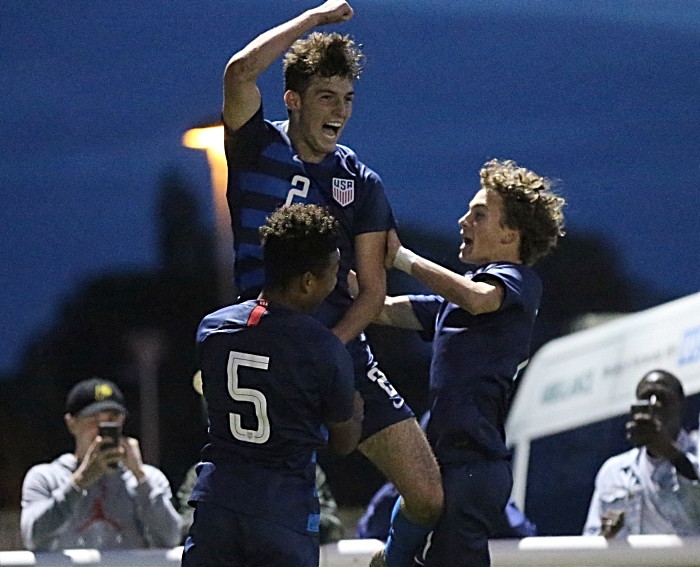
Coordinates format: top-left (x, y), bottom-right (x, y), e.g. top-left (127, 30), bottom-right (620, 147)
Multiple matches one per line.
top-left (480, 159), bottom-right (566, 265)
top-left (283, 32), bottom-right (364, 93)
top-left (260, 204), bottom-right (339, 288)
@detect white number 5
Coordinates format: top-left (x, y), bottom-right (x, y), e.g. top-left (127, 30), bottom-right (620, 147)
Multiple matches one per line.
top-left (227, 351), bottom-right (270, 444)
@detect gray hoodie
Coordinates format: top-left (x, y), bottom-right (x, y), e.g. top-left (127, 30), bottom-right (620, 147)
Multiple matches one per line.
top-left (21, 453), bottom-right (182, 551)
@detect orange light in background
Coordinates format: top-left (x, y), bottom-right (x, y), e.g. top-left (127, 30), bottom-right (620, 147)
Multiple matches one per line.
top-left (183, 124), bottom-right (234, 304)
top-left (182, 125), bottom-right (225, 153)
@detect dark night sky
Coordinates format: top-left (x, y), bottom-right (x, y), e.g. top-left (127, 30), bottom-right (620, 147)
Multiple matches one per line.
top-left (2, 0), bottom-right (700, 374)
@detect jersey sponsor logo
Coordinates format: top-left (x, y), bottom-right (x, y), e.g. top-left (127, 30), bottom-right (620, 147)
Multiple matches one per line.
top-left (332, 178), bottom-right (355, 207)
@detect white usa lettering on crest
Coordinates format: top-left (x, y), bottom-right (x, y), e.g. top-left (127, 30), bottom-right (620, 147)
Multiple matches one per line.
top-left (332, 178), bottom-right (354, 207)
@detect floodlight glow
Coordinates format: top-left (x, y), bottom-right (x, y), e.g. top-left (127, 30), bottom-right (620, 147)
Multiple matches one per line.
top-left (182, 125), bottom-right (225, 156)
top-left (183, 124), bottom-right (233, 303)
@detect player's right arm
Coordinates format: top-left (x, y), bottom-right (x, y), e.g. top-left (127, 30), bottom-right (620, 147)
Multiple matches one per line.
top-left (326, 391), bottom-right (364, 455)
top-left (223, 0), bottom-right (354, 131)
top-left (347, 269), bottom-right (422, 329)
top-left (374, 296), bottom-right (423, 330)
top-left (386, 228), bottom-right (504, 316)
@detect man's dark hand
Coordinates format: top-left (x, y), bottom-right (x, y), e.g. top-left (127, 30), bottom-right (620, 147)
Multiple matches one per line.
top-left (601, 510), bottom-right (625, 539)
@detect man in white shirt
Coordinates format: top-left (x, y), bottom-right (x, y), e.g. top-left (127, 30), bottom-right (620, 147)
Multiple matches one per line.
top-left (583, 369), bottom-right (700, 538)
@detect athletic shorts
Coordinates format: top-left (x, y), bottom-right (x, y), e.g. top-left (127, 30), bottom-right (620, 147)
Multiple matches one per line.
top-left (354, 341), bottom-right (414, 441)
top-left (181, 501), bottom-right (319, 567)
top-left (236, 291), bottom-right (414, 442)
top-left (420, 459), bottom-right (512, 567)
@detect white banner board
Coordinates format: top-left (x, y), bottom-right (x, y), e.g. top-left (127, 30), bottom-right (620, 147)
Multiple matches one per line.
top-left (506, 291), bottom-right (700, 507)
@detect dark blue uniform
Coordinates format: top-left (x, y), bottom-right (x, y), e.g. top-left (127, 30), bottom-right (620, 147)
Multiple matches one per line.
top-left (224, 106), bottom-right (413, 439)
top-left (181, 299), bottom-right (355, 567)
top-left (408, 263), bottom-right (542, 567)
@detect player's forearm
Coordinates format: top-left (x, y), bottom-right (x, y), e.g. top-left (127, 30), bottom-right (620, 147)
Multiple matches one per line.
top-left (332, 288), bottom-right (384, 344)
top-left (225, 10), bottom-right (321, 85)
top-left (393, 247), bottom-right (501, 315)
top-left (374, 296), bottom-right (423, 330)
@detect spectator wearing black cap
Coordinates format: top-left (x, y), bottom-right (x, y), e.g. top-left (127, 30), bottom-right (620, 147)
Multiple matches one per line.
top-left (20, 377), bottom-right (182, 551)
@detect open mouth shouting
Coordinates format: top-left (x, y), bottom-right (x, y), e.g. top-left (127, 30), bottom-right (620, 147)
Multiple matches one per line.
top-left (461, 234), bottom-right (474, 253)
top-left (322, 121), bottom-right (343, 141)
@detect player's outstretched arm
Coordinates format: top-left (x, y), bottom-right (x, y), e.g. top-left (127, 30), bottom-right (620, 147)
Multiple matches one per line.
top-left (223, 0), bottom-right (354, 131)
top-left (326, 391), bottom-right (363, 455)
top-left (374, 296), bottom-right (423, 330)
top-left (386, 229), bottom-right (504, 316)
top-left (348, 266), bottom-right (423, 329)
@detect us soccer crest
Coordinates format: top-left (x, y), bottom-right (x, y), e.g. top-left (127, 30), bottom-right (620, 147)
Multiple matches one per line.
top-left (332, 178), bottom-right (354, 207)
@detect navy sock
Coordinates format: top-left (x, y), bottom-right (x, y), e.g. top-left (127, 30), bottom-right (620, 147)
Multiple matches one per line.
top-left (384, 498), bottom-right (430, 567)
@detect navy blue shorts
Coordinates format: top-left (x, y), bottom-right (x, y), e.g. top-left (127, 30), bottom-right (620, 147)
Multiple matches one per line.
top-left (420, 459), bottom-right (513, 567)
top-left (181, 501), bottom-right (319, 567)
top-left (354, 343), bottom-right (414, 441)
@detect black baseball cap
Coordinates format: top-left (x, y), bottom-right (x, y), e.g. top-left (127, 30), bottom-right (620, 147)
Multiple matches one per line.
top-left (65, 377), bottom-right (128, 417)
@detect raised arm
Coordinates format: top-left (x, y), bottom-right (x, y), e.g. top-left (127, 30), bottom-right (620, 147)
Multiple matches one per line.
top-left (223, 0), bottom-right (354, 131)
top-left (386, 230), bottom-right (504, 316)
top-left (331, 230), bottom-right (386, 344)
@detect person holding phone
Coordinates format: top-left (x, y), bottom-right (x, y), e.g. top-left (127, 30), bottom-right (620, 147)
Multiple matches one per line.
top-left (20, 377), bottom-right (182, 551)
top-left (583, 369), bottom-right (700, 538)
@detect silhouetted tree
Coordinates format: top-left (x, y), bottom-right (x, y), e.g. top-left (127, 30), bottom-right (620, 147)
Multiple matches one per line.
top-left (0, 169), bottom-right (218, 513)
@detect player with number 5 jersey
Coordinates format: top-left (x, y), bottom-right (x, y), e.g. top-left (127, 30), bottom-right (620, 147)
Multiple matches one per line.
top-left (181, 204), bottom-right (363, 567)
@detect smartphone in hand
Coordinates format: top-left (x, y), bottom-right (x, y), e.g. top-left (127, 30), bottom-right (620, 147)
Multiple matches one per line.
top-left (630, 394), bottom-right (659, 420)
top-left (98, 422), bottom-right (123, 468)
top-left (98, 422), bottom-right (122, 448)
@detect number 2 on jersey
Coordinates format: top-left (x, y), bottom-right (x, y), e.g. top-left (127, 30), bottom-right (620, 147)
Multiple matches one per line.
top-left (284, 175), bottom-right (310, 206)
top-left (227, 351), bottom-right (271, 444)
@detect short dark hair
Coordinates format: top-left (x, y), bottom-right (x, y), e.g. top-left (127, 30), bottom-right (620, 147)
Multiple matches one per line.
top-left (283, 32), bottom-right (364, 93)
top-left (638, 369), bottom-right (685, 401)
top-left (260, 204), bottom-right (339, 289)
top-left (480, 159), bottom-right (566, 265)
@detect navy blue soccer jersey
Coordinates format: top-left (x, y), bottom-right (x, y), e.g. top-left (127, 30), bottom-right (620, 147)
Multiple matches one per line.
top-left (408, 262), bottom-right (542, 463)
top-left (190, 299), bottom-right (355, 534)
top-left (224, 105), bottom-right (396, 333)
